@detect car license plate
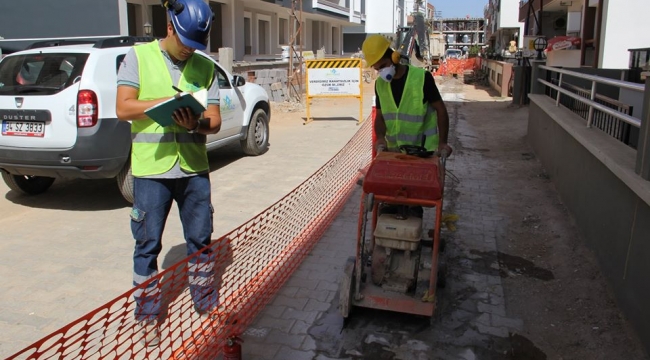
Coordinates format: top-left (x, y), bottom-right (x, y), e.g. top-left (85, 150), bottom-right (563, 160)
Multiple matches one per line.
top-left (0, 109), bottom-right (50, 137)
top-left (2, 121), bottom-right (45, 137)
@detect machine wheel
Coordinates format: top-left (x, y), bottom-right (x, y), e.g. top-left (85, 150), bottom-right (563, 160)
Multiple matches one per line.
top-left (116, 159), bottom-right (134, 204)
top-left (2, 172), bottom-right (54, 195)
top-left (371, 244), bottom-right (387, 286)
top-left (241, 108), bottom-right (269, 156)
top-left (339, 256), bottom-right (356, 318)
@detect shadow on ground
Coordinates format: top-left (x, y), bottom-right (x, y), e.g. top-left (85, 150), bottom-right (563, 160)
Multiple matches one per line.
top-left (3, 143), bottom-right (252, 211)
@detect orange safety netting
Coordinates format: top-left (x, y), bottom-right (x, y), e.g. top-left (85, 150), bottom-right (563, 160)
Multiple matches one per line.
top-left (434, 58), bottom-right (477, 76)
top-left (7, 119), bottom-right (373, 360)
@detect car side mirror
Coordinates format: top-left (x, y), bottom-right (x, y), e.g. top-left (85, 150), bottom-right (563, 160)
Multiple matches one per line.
top-left (232, 75), bottom-right (246, 87)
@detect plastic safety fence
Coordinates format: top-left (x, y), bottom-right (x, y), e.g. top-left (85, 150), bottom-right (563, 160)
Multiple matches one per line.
top-left (434, 58), bottom-right (477, 76)
top-left (7, 119), bottom-right (373, 360)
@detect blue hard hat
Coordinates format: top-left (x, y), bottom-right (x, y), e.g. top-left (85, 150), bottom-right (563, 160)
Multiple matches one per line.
top-left (166, 0), bottom-right (214, 50)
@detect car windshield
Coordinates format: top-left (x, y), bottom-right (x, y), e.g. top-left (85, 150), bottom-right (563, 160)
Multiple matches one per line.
top-left (0, 53), bottom-right (89, 95)
top-left (446, 50), bottom-right (462, 58)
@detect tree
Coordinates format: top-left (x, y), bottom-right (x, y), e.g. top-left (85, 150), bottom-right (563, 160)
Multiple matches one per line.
top-left (468, 45), bottom-right (481, 58)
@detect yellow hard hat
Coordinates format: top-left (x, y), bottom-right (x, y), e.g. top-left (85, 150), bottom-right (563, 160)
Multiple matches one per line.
top-left (362, 35), bottom-right (391, 67)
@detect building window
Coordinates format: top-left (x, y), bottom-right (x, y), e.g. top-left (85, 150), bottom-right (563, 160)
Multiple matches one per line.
top-left (258, 19), bottom-right (270, 54)
top-left (279, 18), bottom-right (288, 45)
top-left (244, 17), bottom-right (251, 55)
top-left (151, 5), bottom-right (168, 38)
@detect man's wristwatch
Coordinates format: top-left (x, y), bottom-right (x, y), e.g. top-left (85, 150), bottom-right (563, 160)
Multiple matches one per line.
top-left (187, 119), bottom-right (201, 133)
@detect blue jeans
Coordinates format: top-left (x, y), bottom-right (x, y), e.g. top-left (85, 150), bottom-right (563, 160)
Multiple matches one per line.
top-left (130, 174), bottom-right (216, 322)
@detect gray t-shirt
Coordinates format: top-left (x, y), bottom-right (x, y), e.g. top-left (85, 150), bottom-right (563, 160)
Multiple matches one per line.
top-left (117, 41), bottom-right (220, 178)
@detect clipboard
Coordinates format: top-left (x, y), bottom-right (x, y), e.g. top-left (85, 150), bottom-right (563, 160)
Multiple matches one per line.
top-left (144, 88), bottom-right (208, 127)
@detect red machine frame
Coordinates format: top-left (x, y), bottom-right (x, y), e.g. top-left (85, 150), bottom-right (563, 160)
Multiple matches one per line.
top-left (341, 151), bottom-right (446, 317)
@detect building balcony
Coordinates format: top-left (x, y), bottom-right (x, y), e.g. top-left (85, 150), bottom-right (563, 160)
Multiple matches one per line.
top-left (519, 0), bottom-right (567, 22)
top-left (313, 0), bottom-right (364, 23)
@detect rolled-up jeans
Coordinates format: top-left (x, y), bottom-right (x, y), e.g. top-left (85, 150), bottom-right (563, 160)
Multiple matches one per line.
top-left (130, 174), bottom-right (216, 322)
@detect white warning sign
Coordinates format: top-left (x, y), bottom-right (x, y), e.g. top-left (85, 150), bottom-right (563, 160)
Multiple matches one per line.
top-left (307, 68), bottom-right (361, 97)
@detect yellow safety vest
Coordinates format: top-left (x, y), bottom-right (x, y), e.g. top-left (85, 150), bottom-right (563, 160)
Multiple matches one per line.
top-left (131, 40), bottom-right (213, 177)
top-left (375, 65), bottom-right (439, 151)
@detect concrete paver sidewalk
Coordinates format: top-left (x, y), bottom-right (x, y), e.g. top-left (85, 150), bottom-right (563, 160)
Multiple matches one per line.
top-left (240, 79), bottom-right (516, 360)
top-left (239, 78), bottom-right (649, 360)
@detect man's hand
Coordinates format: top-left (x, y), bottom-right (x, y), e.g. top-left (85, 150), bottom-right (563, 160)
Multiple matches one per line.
top-left (438, 143), bottom-right (453, 157)
top-left (375, 139), bottom-right (387, 154)
top-left (173, 107), bottom-right (200, 130)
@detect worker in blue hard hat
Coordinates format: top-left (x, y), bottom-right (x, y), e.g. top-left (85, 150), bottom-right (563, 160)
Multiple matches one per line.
top-left (116, 0), bottom-right (222, 346)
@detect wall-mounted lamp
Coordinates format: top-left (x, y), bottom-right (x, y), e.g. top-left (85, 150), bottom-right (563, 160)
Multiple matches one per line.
top-left (144, 22), bottom-right (153, 37)
top-left (533, 36), bottom-right (547, 60)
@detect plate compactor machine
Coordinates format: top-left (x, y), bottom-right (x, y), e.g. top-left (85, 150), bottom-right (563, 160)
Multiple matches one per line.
top-left (340, 145), bottom-right (447, 318)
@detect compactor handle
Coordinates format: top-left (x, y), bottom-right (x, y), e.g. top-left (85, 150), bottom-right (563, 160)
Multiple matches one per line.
top-left (436, 148), bottom-right (448, 168)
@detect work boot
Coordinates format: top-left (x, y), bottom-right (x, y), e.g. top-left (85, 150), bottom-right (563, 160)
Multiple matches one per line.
top-left (195, 305), bottom-right (238, 327)
top-left (139, 320), bottom-right (160, 347)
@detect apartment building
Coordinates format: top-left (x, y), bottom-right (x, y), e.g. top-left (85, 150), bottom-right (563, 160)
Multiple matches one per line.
top-left (0, 0), bottom-right (366, 61)
top-left (441, 18), bottom-right (486, 52)
top-left (364, 0), bottom-right (434, 38)
top-left (485, 0), bottom-right (525, 55)
top-left (519, 0), bottom-right (649, 68)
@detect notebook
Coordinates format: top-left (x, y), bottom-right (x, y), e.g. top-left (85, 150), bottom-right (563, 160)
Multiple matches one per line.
top-left (144, 89), bottom-right (208, 127)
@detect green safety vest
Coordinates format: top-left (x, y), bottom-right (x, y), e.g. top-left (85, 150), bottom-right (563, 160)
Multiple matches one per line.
top-left (375, 65), bottom-right (439, 151)
top-left (131, 40), bottom-right (213, 177)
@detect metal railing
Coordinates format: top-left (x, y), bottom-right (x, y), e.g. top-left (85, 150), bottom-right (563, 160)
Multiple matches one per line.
top-left (537, 66), bottom-right (644, 143)
top-left (550, 80), bottom-right (635, 145)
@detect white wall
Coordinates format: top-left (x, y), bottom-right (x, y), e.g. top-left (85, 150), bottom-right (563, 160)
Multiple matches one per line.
top-left (498, 0), bottom-right (521, 28)
top-left (547, 49), bottom-right (581, 67)
top-left (365, 0), bottom-right (400, 34)
top-left (599, 0), bottom-right (649, 69)
top-left (491, 0), bottom-right (525, 48)
top-left (349, 0), bottom-right (362, 23)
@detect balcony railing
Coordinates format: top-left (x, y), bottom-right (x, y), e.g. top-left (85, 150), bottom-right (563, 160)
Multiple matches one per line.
top-left (538, 65), bottom-right (644, 148)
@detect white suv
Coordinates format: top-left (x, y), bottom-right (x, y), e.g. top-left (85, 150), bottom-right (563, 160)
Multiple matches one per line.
top-left (0, 36), bottom-right (271, 202)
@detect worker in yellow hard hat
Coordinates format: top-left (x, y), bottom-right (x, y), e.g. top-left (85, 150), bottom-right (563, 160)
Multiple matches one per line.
top-left (362, 34), bottom-right (452, 156)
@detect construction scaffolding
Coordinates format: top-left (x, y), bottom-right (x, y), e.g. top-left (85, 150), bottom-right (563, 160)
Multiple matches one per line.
top-left (287, 0), bottom-right (304, 102)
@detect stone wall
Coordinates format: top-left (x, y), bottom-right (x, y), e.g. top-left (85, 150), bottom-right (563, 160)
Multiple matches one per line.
top-left (232, 63), bottom-right (293, 102)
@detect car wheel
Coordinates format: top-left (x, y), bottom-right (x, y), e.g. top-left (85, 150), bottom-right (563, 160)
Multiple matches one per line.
top-left (1, 172), bottom-right (55, 195)
top-left (116, 159), bottom-right (134, 204)
top-left (241, 108), bottom-right (269, 156)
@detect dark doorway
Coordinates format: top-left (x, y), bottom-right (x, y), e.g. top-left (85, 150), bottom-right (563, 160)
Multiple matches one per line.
top-left (209, 2), bottom-right (223, 52)
top-left (244, 17), bottom-right (251, 54)
top-left (152, 5), bottom-right (168, 38)
top-left (127, 3), bottom-right (137, 36)
top-left (259, 20), bottom-right (270, 54)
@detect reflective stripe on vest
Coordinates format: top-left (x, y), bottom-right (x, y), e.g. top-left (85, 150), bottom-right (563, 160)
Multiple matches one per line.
top-left (375, 65), bottom-right (439, 151)
top-left (131, 40), bottom-right (214, 177)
